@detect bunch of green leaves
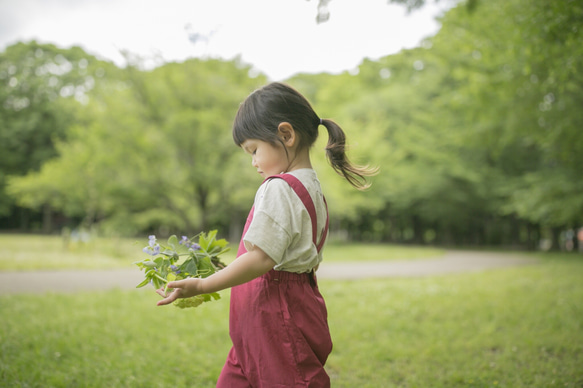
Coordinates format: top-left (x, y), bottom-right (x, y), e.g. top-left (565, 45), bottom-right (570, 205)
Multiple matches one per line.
top-left (133, 230), bottom-right (229, 308)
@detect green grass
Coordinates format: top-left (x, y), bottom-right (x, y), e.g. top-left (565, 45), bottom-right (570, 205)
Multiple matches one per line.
top-left (0, 234), bottom-right (444, 271)
top-left (0, 234), bottom-right (237, 271)
top-left (1, 252), bottom-right (582, 387)
top-left (325, 253), bottom-right (583, 387)
top-left (0, 234), bottom-right (144, 271)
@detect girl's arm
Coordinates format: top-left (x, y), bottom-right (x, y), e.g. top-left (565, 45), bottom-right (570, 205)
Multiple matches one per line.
top-left (156, 245), bottom-right (276, 306)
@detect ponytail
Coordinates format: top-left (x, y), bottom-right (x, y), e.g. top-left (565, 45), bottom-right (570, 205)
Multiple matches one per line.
top-left (320, 118), bottom-right (378, 190)
top-left (233, 82), bottom-right (378, 190)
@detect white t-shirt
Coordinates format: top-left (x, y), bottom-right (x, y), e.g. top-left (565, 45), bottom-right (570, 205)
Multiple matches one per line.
top-left (243, 168), bottom-right (328, 273)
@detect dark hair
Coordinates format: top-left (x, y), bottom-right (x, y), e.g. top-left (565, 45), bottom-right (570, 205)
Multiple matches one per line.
top-left (233, 82), bottom-right (377, 190)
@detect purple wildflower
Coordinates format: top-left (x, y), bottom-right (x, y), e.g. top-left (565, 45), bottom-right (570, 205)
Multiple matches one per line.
top-left (143, 235), bottom-right (161, 256)
top-left (170, 264), bottom-right (181, 274)
top-left (190, 243), bottom-right (201, 251)
top-left (179, 236), bottom-right (189, 245)
top-left (142, 245), bottom-right (161, 256)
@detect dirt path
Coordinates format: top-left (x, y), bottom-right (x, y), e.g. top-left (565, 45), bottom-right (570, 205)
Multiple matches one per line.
top-left (0, 250), bottom-right (538, 294)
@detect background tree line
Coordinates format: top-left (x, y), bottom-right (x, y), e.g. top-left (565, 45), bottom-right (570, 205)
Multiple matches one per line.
top-left (1, 0), bottom-right (581, 250)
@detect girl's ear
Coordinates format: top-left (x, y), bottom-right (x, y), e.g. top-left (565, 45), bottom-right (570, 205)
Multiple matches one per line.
top-left (277, 122), bottom-right (297, 147)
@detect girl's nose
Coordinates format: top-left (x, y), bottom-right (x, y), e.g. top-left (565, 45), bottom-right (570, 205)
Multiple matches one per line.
top-left (251, 157), bottom-right (258, 168)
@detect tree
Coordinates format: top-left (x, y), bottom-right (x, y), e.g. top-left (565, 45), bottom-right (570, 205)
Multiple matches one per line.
top-left (430, 0), bottom-right (583, 247)
top-left (0, 41), bottom-right (119, 229)
top-left (296, 0), bottom-right (583, 248)
top-left (9, 56), bottom-right (266, 237)
top-left (7, 0), bottom-right (582, 249)
top-left (311, 0), bottom-right (473, 23)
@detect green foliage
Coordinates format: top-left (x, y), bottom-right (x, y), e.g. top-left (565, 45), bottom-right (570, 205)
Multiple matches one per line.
top-left (7, 53), bottom-right (265, 234)
top-left (295, 0), bottom-right (583, 244)
top-left (2, 0), bottom-right (582, 247)
top-left (428, 0), bottom-right (583, 230)
top-left (134, 232), bottom-right (229, 308)
top-left (0, 41), bottom-right (118, 216)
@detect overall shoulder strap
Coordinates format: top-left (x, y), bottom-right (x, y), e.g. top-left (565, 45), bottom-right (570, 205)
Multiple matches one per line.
top-left (265, 174), bottom-right (329, 253)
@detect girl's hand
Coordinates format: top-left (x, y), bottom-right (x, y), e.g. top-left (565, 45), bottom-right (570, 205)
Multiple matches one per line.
top-left (156, 278), bottom-right (202, 306)
top-left (155, 246), bottom-right (275, 306)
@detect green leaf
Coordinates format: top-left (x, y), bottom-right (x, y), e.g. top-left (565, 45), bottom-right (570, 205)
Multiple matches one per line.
top-left (198, 233), bottom-right (209, 251)
top-left (212, 237), bottom-right (229, 249)
top-left (152, 277), bottom-right (163, 290)
top-left (167, 235), bottom-right (179, 251)
top-left (153, 273), bottom-right (168, 284)
top-left (179, 258), bottom-right (198, 277)
top-left (207, 230), bottom-right (218, 244)
top-left (175, 240), bottom-right (190, 255)
top-left (161, 249), bottom-right (174, 256)
top-left (135, 278), bottom-right (150, 288)
top-left (196, 256), bottom-right (215, 278)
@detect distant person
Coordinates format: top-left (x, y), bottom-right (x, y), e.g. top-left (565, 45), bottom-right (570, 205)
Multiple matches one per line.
top-left (565, 229), bottom-right (575, 251)
top-left (578, 227), bottom-right (583, 253)
top-left (156, 82), bottom-right (377, 387)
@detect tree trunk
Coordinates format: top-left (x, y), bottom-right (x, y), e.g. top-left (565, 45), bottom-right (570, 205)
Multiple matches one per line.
top-left (526, 223), bottom-right (540, 251)
top-left (197, 186), bottom-right (209, 231)
top-left (551, 226), bottom-right (561, 251)
top-left (42, 204), bottom-right (52, 234)
top-left (412, 215), bottom-right (423, 245)
top-left (19, 208), bottom-right (30, 231)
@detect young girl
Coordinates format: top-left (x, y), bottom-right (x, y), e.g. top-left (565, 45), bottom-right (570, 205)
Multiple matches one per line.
top-left (157, 82), bottom-right (376, 387)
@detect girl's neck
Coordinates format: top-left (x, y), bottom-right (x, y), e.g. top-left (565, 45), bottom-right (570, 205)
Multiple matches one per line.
top-left (285, 147), bottom-right (312, 172)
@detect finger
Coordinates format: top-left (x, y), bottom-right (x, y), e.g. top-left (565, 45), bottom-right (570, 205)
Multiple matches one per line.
top-left (166, 280), bottom-right (185, 289)
top-left (155, 284), bottom-right (172, 295)
top-left (157, 290), bottom-right (181, 306)
top-left (155, 288), bottom-right (167, 297)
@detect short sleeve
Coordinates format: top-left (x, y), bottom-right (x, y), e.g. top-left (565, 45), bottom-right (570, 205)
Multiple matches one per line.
top-left (243, 179), bottom-right (301, 264)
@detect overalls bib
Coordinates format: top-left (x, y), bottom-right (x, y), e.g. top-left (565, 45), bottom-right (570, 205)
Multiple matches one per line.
top-left (217, 174), bottom-right (333, 388)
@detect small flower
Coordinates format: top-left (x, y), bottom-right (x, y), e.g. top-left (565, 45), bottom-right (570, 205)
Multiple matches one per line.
top-left (148, 235), bottom-right (157, 247)
top-left (170, 264), bottom-right (181, 274)
top-left (179, 236), bottom-right (189, 245)
top-left (142, 245), bottom-right (160, 256)
top-left (190, 243), bottom-right (201, 251)
top-left (143, 235), bottom-right (161, 256)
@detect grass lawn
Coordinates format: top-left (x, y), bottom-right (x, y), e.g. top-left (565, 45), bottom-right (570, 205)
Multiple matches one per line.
top-left (1, 249), bottom-right (582, 387)
top-left (0, 234), bottom-right (145, 271)
top-left (0, 234), bottom-right (444, 271)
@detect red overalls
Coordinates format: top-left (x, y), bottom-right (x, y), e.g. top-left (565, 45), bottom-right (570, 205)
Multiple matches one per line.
top-left (217, 174), bottom-right (333, 388)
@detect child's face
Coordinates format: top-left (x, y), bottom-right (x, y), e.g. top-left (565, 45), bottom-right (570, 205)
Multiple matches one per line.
top-left (241, 139), bottom-right (288, 179)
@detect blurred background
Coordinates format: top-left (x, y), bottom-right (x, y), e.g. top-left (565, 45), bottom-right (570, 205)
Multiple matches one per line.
top-left (1, 0), bottom-right (582, 252)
